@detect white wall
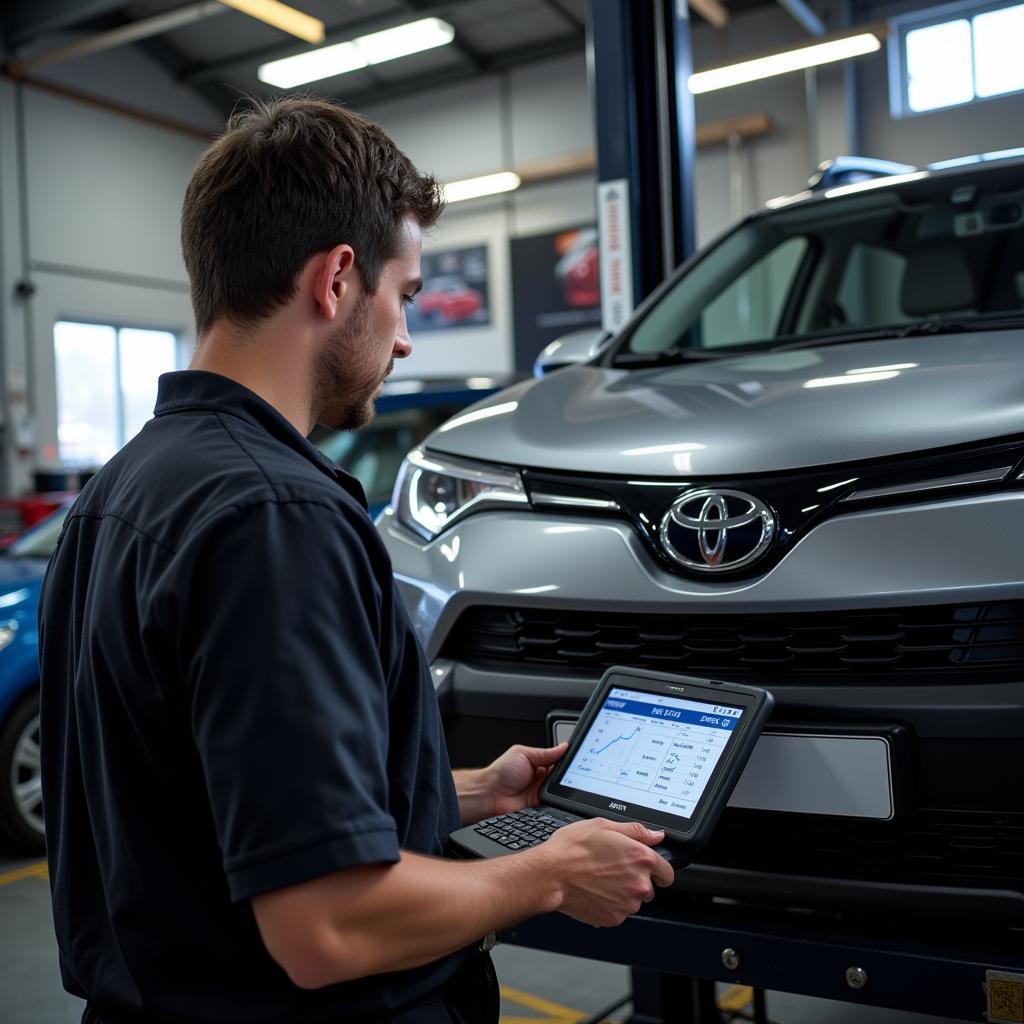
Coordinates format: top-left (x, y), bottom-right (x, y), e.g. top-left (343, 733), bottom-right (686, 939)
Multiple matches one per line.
top-left (0, 61), bottom-right (207, 492)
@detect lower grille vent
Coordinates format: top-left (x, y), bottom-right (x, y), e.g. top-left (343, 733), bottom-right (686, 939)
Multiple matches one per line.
top-left (444, 603), bottom-right (1024, 676)
top-left (698, 807), bottom-right (1024, 889)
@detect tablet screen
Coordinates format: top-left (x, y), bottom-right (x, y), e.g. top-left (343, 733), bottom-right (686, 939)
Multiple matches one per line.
top-left (558, 686), bottom-right (744, 819)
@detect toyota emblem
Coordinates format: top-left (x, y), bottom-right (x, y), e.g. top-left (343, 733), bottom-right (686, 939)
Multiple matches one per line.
top-left (659, 489), bottom-right (775, 572)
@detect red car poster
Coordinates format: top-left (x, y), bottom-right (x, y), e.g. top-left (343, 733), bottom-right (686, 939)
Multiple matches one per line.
top-left (405, 245), bottom-right (490, 332)
top-left (511, 225), bottom-right (602, 372)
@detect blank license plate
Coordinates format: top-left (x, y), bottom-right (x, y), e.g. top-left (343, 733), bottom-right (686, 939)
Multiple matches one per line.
top-left (728, 732), bottom-right (894, 820)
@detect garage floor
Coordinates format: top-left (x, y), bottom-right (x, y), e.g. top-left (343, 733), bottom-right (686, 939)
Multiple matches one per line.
top-left (1, 854), bottom-right (970, 1024)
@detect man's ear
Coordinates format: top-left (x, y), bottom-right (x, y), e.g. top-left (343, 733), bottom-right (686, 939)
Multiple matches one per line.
top-left (313, 244), bottom-right (357, 321)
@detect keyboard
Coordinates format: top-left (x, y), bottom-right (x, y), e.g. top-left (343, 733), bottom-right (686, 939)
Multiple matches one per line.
top-left (471, 806), bottom-right (581, 851)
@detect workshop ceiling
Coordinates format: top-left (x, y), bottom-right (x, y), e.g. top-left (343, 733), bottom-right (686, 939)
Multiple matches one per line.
top-left (0, 0), bottom-right (600, 118)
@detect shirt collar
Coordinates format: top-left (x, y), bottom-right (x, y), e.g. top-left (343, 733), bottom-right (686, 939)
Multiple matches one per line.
top-left (154, 370), bottom-right (362, 497)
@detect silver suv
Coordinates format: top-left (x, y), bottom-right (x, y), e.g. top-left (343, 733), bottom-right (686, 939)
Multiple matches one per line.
top-left (378, 154), bottom-right (1024, 925)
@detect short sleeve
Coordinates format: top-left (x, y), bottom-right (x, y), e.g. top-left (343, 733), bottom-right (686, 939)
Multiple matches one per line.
top-left (175, 498), bottom-right (400, 901)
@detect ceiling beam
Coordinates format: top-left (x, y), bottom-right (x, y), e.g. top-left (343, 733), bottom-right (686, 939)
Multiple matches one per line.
top-left (2, 0), bottom-right (126, 47)
top-left (399, 0), bottom-right (485, 71)
top-left (776, 0), bottom-right (825, 35)
top-left (543, 0), bottom-right (587, 34)
top-left (327, 33), bottom-right (584, 110)
top-left (182, 0), bottom-right (484, 85)
top-left (689, 0), bottom-right (730, 31)
top-left (5, 2), bottom-right (227, 75)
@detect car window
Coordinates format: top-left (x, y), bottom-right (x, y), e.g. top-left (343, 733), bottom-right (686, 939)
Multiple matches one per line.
top-left (699, 237), bottom-right (809, 348)
top-left (835, 244), bottom-right (911, 329)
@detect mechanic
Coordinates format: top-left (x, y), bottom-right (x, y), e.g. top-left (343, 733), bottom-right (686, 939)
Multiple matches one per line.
top-left (38, 96), bottom-right (674, 1024)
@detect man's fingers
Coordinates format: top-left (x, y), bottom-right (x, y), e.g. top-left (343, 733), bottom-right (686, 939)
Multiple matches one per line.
top-left (521, 741), bottom-right (568, 766)
top-left (651, 853), bottom-right (676, 888)
top-left (599, 820), bottom-right (666, 845)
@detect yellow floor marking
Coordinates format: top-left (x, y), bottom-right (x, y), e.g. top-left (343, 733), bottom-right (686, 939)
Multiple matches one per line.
top-left (0, 861), bottom-right (48, 886)
top-left (718, 984), bottom-right (754, 1012)
top-left (500, 984), bottom-right (586, 1021)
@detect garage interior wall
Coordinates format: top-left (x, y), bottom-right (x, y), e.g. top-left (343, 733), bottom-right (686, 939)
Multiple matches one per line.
top-left (1, 0), bottom-right (1023, 493)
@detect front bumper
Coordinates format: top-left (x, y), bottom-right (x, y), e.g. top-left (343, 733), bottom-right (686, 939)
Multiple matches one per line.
top-left (378, 491), bottom-right (1024, 920)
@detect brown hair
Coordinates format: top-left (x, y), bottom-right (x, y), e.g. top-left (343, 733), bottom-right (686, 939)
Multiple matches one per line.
top-left (181, 96), bottom-right (443, 334)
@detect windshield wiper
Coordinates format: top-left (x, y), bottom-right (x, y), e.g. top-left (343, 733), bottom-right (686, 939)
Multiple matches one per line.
top-left (898, 316), bottom-right (1024, 336)
top-left (771, 316), bottom-right (1024, 352)
top-left (612, 346), bottom-right (734, 368)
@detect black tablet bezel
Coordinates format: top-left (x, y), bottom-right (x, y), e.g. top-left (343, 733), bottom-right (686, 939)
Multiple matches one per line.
top-left (539, 668), bottom-right (774, 847)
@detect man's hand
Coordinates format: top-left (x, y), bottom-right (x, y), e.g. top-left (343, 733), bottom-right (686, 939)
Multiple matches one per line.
top-left (540, 818), bottom-right (676, 927)
top-left (454, 742), bottom-right (567, 824)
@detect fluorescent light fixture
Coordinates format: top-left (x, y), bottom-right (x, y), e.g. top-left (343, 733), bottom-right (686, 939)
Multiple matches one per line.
top-left (258, 17), bottom-right (454, 88)
top-left (689, 30), bottom-right (882, 93)
top-left (443, 172), bottom-right (521, 203)
top-left (219, 0), bottom-right (324, 44)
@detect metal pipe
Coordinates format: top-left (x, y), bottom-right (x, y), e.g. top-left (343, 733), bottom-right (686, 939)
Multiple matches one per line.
top-left (6, 2), bottom-right (227, 75)
top-left (777, 0), bottom-right (825, 36)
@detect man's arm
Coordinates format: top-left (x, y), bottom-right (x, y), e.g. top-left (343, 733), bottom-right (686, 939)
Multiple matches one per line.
top-left (252, 818), bottom-right (674, 989)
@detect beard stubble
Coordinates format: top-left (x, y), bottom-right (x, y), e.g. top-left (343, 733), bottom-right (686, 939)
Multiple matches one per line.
top-left (313, 291), bottom-right (394, 431)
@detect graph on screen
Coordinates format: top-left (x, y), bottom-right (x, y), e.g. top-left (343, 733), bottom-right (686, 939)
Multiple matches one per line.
top-left (561, 691), bottom-right (739, 816)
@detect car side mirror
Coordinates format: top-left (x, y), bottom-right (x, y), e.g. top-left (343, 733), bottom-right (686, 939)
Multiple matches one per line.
top-left (533, 328), bottom-right (613, 378)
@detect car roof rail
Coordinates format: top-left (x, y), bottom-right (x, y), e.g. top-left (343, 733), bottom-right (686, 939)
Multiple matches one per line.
top-left (807, 156), bottom-right (918, 191)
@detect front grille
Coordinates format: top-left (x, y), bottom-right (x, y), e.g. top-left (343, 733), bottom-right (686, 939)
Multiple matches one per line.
top-left (697, 807), bottom-right (1024, 890)
top-left (444, 602), bottom-right (1024, 675)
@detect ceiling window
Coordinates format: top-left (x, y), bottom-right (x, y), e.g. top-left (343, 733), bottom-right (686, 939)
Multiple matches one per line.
top-left (54, 321), bottom-right (180, 467)
top-left (892, 1), bottom-right (1024, 115)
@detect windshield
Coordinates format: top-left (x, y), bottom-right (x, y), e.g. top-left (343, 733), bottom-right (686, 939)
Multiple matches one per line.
top-left (9, 507), bottom-right (68, 559)
top-left (621, 172), bottom-right (1024, 361)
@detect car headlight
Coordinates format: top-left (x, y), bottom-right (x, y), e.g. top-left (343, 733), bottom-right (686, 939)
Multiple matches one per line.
top-left (393, 448), bottom-right (528, 540)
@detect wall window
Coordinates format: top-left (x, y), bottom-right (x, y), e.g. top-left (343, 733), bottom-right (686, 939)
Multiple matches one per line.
top-left (54, 321), bottom-right (179, 467)
top-left (892, 1), bottom-right (1024, 115)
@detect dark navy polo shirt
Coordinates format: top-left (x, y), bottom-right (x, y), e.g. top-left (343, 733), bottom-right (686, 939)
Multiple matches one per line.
top-left (38, 370), bottom-right (464, 1022)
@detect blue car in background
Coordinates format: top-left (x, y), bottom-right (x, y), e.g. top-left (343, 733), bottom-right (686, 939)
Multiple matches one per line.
top-left (311, 375), bottom-right (519, 517)
top-left (0, 374), bottom-right (517, 853)
top-left (0, 506), bottom-right (67, 853)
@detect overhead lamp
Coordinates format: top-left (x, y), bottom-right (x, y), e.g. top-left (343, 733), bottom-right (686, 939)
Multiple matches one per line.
top-left (258, 17), bottom-right (454, 88)
top-left (218, 0), bottom-right (324, 45)
top-left (689, 26), bottom-right (885, 94)
top-left (443, 172), bottom-right (521, 203)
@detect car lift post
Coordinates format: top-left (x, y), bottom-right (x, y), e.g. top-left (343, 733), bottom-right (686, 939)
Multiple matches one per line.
top-left (587, 0), bottom-right (697, 321)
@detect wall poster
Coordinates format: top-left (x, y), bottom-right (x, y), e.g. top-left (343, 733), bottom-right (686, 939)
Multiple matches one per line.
top-left (405, 244), bottom-right (491, 333)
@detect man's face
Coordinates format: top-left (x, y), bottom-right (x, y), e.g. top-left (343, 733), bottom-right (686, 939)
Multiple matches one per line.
top-left (314, 217), bottom-right (422, 430)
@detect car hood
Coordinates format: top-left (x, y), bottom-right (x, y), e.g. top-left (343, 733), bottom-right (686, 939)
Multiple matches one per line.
top-left (425, 331), bottom-right (1024, 476)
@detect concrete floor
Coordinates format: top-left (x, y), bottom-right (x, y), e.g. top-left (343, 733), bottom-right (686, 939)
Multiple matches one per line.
top-left (0, 853), bottom-right (976, 1023)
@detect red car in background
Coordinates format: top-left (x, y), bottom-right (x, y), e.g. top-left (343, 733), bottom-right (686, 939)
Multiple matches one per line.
top-left (417, 275), bottom-right (485, 325)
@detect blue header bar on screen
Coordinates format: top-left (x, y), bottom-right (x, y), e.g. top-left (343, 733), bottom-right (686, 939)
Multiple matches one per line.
top-left (601, 696), bottom-right (738, 730)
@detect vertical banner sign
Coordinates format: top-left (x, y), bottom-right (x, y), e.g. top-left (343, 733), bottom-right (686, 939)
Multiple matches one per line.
top-left (598, 179), bottom-right (634, 333)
